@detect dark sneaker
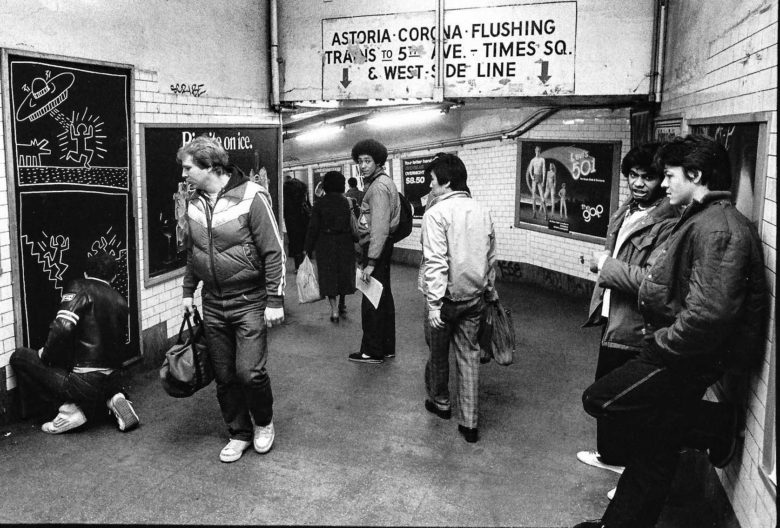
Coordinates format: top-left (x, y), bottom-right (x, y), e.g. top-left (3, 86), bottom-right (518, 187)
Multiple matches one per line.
top-left (384, 352), bottom-right (396, 359)
top-left (107, 393), bottom-right (139, 432)
top-left (425, 399), bottom-right (451, 420)
top-left (708, 406), bottom-right (739, 468)
top-left (348, 353), bottom-right (383, 364)
top-left (458, 424), bottom-right (479, 443)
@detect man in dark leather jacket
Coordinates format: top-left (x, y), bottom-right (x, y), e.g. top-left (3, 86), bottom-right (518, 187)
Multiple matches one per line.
top-left (575, 135), bottom-right (767, 528)
top-left (578, 144), bottom-right (679, 494)
top-left (10, 251), bottom-right (139, 434)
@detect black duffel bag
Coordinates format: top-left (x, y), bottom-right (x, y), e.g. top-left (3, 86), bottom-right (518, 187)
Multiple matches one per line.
top-left (160, 308), bottom-right (214, 397)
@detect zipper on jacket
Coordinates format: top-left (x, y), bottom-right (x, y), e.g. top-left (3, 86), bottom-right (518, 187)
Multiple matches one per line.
top-left (202, 194), bottom-right (222, 296)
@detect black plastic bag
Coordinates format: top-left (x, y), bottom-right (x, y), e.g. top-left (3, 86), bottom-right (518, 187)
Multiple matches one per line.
top-left (478, 299), bottom-right (516, 366)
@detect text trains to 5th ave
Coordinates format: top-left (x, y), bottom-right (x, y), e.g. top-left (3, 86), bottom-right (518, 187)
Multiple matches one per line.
top-left (324, 19), bottom-right (570, 82)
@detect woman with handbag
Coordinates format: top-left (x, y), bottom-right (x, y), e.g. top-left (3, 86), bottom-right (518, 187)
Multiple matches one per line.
top-left (304, 171), bottom-right (357, 323)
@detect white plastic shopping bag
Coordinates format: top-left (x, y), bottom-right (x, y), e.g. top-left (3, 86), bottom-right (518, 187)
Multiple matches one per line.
top-left (296, 255), bottom-right (321, 303)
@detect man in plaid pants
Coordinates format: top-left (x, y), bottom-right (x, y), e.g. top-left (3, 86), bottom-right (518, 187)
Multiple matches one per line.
top-left (420, 153), bottom-right (497, 443)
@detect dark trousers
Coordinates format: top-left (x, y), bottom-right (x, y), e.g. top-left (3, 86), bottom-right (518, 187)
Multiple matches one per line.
top-left (360, 241), bottom-right (395, 359)
top-left (10, 347), bottom-right (122, 421)
top-left (203, 295), bottom-right (273, 442)
top-left (292, 252), bottom-right (305, 271)
top-left (593, 344), bottom-right (640, 466)
top-left (582, 348), bottom-right (719, 528)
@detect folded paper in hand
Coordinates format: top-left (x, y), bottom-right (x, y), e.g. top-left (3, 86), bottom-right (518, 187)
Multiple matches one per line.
top-left (355, 267), bottom-right (383, 309)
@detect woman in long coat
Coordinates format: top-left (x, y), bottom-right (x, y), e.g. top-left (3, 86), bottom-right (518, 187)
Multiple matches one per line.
top-left (304, 171), bottom-right (356, 322)
top-left (283, 175), bottom-right (311, 271)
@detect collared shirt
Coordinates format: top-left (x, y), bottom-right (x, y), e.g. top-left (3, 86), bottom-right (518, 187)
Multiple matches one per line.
top-left (601, 205), bottom-right (655, 318)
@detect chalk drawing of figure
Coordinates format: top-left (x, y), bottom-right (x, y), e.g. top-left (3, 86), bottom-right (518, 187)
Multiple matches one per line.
top-left (65, 122), bottom-right (95, 168)
top-left (22, 232), bottom-right (70, 294)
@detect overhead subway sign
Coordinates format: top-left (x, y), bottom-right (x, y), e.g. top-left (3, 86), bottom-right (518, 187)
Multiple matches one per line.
top-left (321, 2), bottom-right (576, 100)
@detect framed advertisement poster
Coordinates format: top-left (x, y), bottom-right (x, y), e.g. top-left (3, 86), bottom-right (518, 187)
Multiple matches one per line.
top-left (401, 154), bottom-right (438, 219)
top-left (515, 140), bottom-right (621, 243)
top-left (689, 115), bottom-right (769, 226)
top-left (141, 124), bottom-right (281, 285)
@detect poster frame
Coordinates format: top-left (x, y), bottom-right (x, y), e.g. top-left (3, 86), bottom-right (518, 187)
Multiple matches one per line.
top-left (140, 123), bottom-right (282, 287)
top-left (401, 153), bottom-right (436, 221)
top-left (514, 138), bottom-right (621, 245)
top-left (687, 111), bottom-right (772, 230)
top-left (0, 48), bottom-right (140, 361)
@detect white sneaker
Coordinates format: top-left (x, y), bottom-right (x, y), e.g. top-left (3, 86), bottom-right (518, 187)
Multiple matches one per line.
top-left (607, 487), bottom-right (616, 500)
top-left (41, 403), bottom-right (87, 434)
top-left (107, 393), bottom-right (139, 432)
top-left (219, 439), bottom-right (251, 463)
top-left (253, 422), bottom-right (275, 454)
top-left (576, 450), bottom-right (625, 475)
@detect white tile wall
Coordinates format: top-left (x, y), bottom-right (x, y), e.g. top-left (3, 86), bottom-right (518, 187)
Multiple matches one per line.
top-left (662, 3), bottom-right (777, 525)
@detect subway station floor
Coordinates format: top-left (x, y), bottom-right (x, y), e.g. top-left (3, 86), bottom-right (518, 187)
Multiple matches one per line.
top-left (0, 263), bottom-right (739, 527)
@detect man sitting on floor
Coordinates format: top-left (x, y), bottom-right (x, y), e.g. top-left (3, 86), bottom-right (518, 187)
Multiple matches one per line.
top-left (10, 251), bottom-right (139, 434)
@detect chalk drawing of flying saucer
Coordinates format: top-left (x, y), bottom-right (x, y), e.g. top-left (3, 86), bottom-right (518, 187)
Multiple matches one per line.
top-left (16, 71), bottom-right (75, 122)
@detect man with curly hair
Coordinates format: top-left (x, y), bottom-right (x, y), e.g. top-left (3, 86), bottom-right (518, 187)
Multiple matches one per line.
top-left (348, 139), bottom-right (400, 364)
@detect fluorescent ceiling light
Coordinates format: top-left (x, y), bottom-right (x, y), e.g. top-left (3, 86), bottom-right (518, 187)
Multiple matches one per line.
top-left (366, 98), bottom-right (436, 107)
top-left (367, 108), bottom-right (443, 129)
top-left (294, 125), bottom-right (344, 142)
top-left (295, 100), bottom-right (341, 109)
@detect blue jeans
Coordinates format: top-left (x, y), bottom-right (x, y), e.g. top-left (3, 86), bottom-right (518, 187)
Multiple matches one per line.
top-left (424, 296), bottom-right (485, 428)
top-left (10, 347), bottom-right (122, 420)
top-left (202, 294), bottom-right (273, 442)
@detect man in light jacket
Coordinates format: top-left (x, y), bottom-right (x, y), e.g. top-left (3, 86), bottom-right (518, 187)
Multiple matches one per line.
top-left (420, 153), bottom-right (496, 443)
top-left (349, 139), bottom-right (400, 364)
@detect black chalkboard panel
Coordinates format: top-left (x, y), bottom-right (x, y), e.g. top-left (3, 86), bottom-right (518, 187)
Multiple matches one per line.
top-left (7, 54), bottom-right (138, 358)
top-left (141, 125), bottom-right (281, 281)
